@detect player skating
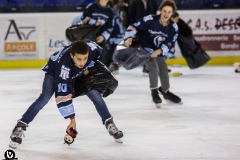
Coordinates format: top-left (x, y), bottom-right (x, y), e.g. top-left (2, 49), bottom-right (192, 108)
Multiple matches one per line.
top-left (122, 0), bottom-right (182, 107)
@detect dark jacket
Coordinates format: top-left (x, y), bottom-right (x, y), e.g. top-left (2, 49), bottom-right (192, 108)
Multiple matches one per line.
top-left (128, 0), bottom-right (158, 24)
top-left (177, 18), bottom-right (192, 37)
top-left (176, 18), bottom-right (210, 69)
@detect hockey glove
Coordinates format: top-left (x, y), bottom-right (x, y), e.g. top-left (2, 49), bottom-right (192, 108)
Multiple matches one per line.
top-left (64, 127), bottom-right (78, 146)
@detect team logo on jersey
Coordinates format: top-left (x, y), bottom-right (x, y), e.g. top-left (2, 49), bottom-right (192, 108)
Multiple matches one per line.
top-left (154, 35), bottom-right (165, 48)
top-left (143, 15), bottom-right (153, 22)
top-left (59, 65), bottom-right (70, 80)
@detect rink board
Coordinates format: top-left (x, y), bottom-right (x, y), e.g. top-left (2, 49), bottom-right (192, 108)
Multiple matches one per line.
top-left (1, 57), bottom-right (240, 69)
top-left (0, 10), bottom-right (240, 68)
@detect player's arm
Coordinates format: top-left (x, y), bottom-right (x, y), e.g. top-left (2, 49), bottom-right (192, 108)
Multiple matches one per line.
top-left (67, 117), bottom-right (76, 135)
top-left (94, 43), bottom-right (103, 61)
top-left (87, 40), bottom-right (103, 61)
top-left (81, 3), bottom-right (96, 25)
top-left (97, 10), bottom-right (114, 43)
top-left (124, 15), bottom-right (151, 47)
top-left (54, 69), bottom-right (76, 133)
top-left (161, 23), bottom-right (178, 58)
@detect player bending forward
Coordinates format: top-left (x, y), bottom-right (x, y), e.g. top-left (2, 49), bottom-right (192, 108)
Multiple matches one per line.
top-left (9, 39), bottom-right (123, 149)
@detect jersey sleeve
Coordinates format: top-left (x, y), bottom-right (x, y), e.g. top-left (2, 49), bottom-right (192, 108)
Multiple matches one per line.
top-left (85, 39), bottom-right (103, 62)
top-left (93, 43), bottom-right (103, 61)
top-left (81, 3), bottom-right (97, 25)
top-left (55, 66), bottom-right (75, 119)
top-left (101, 10), bottom-right (114, 41)
top-left (160, 22), bottom-right (179, 57)
top-left (123, 15), bottom-right (152, 40)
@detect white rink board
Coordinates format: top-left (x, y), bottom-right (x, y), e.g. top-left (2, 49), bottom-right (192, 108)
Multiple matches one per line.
top-left (44, 13), bottom-right (81, 58)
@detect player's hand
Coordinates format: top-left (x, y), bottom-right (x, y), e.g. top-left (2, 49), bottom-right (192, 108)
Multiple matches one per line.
top-left (82, 16), bottom-right (91, 24)
top-left (151, 49), bottom-right (161, 58)
top-left (84, 69), bottom-right (89, 75)
top-left (67, 118), bottom-right (76, 133)
top-left (124, 37), bottom-right (132, 47)
top-left (95, 21), bottom-right (102, 26)
top-left (96, 35), bottom-right (104, 43)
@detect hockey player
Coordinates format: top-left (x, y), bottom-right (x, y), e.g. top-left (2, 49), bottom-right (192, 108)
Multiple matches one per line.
top-left (9, 40), bottom-right (123, 149)
top-left (107, 0), bottom-right (125, 74)
top-left (124, 0), bottom-right (182, 107)
top-left (80, 0), bottom-right (114, 65)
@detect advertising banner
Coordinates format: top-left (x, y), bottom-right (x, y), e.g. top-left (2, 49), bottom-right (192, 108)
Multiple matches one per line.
top-left (0, 17), bottom-right (39, 60)
top-left (1, 10), bottom-right (239, 62)
top-left (180, 10), bottom-right (240, 53)
top-left (45, 13), bottom-right (81, 59)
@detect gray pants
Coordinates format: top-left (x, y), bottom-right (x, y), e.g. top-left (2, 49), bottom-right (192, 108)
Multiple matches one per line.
top-left (145, 56), bottom-right (169, 92)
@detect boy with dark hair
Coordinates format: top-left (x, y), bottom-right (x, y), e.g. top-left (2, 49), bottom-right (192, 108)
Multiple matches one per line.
top-left (106, 0), bottom-right (125, 74)
top-left (9, 39), bottom-right (123, 149)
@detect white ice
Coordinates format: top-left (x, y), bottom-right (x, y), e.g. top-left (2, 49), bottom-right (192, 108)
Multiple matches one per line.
top-left (0, 66), bottom-right (240, 160)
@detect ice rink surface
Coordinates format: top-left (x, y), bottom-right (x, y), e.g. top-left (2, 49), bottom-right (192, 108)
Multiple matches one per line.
top-left (0, 66), bottom-right (240, 160)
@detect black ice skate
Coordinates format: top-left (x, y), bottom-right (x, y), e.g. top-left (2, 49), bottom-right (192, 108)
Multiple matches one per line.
top-left (151, 88), bottom-right (162, 108)
top-left (159, 87), bottom-right (182, 104)
top-left (108, 62), bottom-right (119, 75)
top-left (105, 117), bottom-right (123, 143)
top-left (9, 121), bottom-right (28, 149)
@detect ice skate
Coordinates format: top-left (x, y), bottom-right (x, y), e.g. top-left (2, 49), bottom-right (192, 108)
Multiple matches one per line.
top-left (108, 62), bottom-right (119, 75)
top-left (9, 121), bottom-right (27, 149)
top-left (105, 117), bottom-right (123, 143)
top-left (151, 88), bottom-right (162, 108)
top-left (159, 87), bottom-right (182, 104)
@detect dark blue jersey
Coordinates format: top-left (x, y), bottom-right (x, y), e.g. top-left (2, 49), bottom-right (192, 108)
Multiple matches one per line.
top-left (109, 8), bottom-right (124, 45)
top-left (42, 39), bottom-right (102, 119)
top-left (124, 14), bottom-right (178, 56)
top-left (81, 2), bottom-right (114, 42)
